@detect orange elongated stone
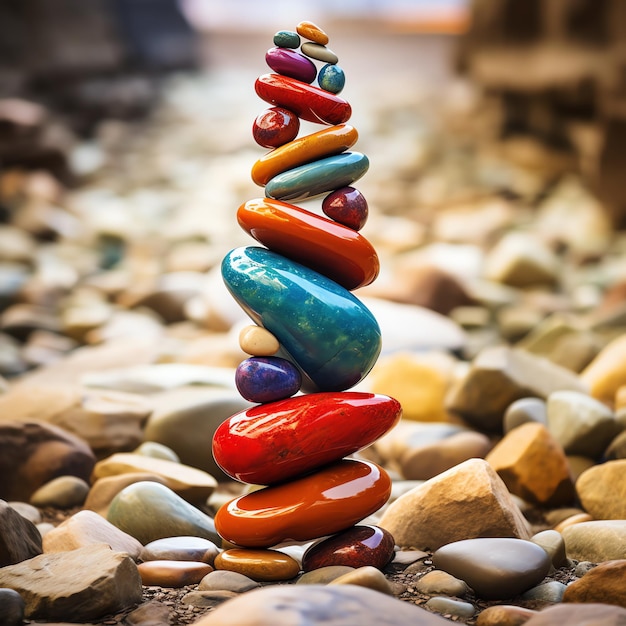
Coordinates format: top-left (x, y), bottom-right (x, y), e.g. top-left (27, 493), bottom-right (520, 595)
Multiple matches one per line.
top-left (255, 74), bottom-right (351, 125)
top-left (296, 20), bottom-right (329, 45)
top-left (251, 124), bottom-right (358, 186)
top-left (237, 198), bottom-right (379, 290)
top-left (214, 460), bottom-right (391, 548)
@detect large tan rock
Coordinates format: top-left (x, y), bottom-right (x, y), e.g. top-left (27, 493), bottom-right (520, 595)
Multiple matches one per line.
top-left (563, 560), bottom-right (626, 609)
top-left (378, 458), bottom-right (530, 550)
top-left (486, 422), bottom-right (575, 506)
top-left (562, 521), bottom-right (626, 562)
top-left (576, 460), bottom-right (626, 519)
top-left (523, 603), bottom-right (626, 626)
top-left (581, 333), bottom-right (626, 407)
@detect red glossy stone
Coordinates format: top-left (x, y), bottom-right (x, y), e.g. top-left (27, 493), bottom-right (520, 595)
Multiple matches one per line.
top-left (302, 525), bottom-right (395, 572)
top-left (237, 197), bottom-right (379, 290)
top-left (322, 186), bottom-right (369, 231)
top-left (213, 392), bottom-right (401, 485)
top-left (214, 459), bottom-right (391, 548)
top-left (255, 73), bottom-right (351, 125)
top-left (252, 107), bottom-right (300, 148)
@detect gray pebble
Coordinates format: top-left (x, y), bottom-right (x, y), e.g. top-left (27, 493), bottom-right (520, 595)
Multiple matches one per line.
top-left (425, 596), bottom-right (475, 618)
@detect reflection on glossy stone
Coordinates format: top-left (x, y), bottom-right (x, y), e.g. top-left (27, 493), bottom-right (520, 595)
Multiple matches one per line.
top-left (214, 548), bottom-right (300, 582)
top-left (322, 186), bottom-right (368, 230)
top-left (265, 47), bottom-right (317, 84)
top-left (252, 107), bottom-right (299, 149)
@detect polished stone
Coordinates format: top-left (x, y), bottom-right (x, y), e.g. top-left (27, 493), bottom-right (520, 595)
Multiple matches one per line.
top-left (251, 123), bottom-right (358, 186)
top-left (318, 64), bottom-right (345, 94)
top-left (252, 107), bottom-right (300, 149)
top-left (235, 356), bottom-right (301, 403)
top-left (214, 460), bottom-right (391, 548)
top-left (302, 525), bottom-right (395, 572)
top-left (140, 536), bottom-right (220, 565)
top-left (273, 30), bottom-right (300, 48)
top-left (221, 246), bottom-right (381, 391)
top-left (322, 186), bottom-right (368, 230)
top-left (255, 74), bottom-right (351, 125)
top-left (296, 21), bottom-right (329, 45)
top-left (265, 151), bottom-right (369, 202)
top-left (215, 548), bottom-right (300, 581)
top-left (239, 325), bottom-right (280, 356)
top-left (301, 42), bottom-right (338, 64)
top-left (237, 197), bottom-right (379, 290)
top-left (137, 560), bottom-right (213, 588)
top-left (266, 47), bottom-right (317, 84)
top-left (213, 392), bottom-right (401, 484)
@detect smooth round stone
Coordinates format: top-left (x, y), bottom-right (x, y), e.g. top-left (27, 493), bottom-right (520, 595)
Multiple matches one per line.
top-left (137, 560), bottom-right (213, 587)
top-left (415, 570), bottom-right (471, 596)
top-left (140, 536), bottom-right (220, 565)
top-left (296, 20), bottom-right (329, 45)
top-left (302, 525), bottom-right (395, 572)
top-left (221, 247), bottom-right (381, 391)
top-left (181, 590), bottom-right (237, 608)
top-left (237, 197), bottom-right (379, 290)
top-left (301, 42), bottom-right (338, 64)
top-left (133, 441), bottom-right (180, 463)
top-left (198, 569), bottom-right (261, 592)
top-left (238, 325), bottom-right (280, 356)
top-left (432, 538), bottom-right (551, 600)
top-left (215, 548), bottom-right (300, 582)
top-left (266, 47), bottom-right (316, 84)
top-left (0, 588), bottom-right (25, 626)
top-left (273, 30), bottom-right (300, 48)
top-left (322, 186), bottom-right (368, 230)
top-left (425, 597), bottom-right (475, 618)
top-left (235, 356), bottom-right (301, 403)
top-left (329, 565), bottom-right (393, 595)
top-left (318, 63), bottom-right (345, 94)
top-left (255, 74), bottom-right (351, 125)
top-left (214, 460), bottom-right (391, 548)
top-left (297, 565), bottom-right (355, 584)
top-left (213, 392), bottom-right (401, 485)
top-left (520, 580), bottom-right (566, 602)
top-left (252, 107), bottom-right (300, 149)
top-left (29, 475), bottom-right (90, 508)
top-left (251, 123), bottom-right (358, 186)
top-left (530, 529), bottom-right (567, 568)
top-left (476, 605), bottom-right (538, 626)
top-left (265, 151), bottom-right (369, 202)
top-left (503, 397), bottom-right (547, 433)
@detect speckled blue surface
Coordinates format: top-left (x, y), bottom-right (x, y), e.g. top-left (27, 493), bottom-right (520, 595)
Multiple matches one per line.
top-left (222, 246), bottom-right (381, 392)
top-left (235, 356), bottom-right (302, 403)
top-left (265, 152), bottom-right (369, 202)
top-left (318, 63), bottom-right (346, 94)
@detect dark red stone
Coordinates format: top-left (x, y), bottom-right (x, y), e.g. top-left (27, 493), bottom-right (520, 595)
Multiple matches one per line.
top-left (252, 107), bottom-right (300, 149)
top-left (265, 47), bottom-right (317, 84)
top-left (322, 186), bottom-right (369, 230)
top-left (302, 525), bottom-right (395, 572)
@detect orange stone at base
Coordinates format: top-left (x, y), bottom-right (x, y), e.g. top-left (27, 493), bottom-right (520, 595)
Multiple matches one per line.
top-left (137, 560), bottom-right (213, 587)
top-left (215, 548), bottom-right (301, 581)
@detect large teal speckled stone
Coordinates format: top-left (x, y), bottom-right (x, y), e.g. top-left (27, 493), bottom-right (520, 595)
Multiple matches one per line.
top-left (222, 246), bottom-right (381, 392)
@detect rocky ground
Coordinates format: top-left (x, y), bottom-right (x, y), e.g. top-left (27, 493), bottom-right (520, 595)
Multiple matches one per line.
top-left (1, 27), bottom-right (626, 626)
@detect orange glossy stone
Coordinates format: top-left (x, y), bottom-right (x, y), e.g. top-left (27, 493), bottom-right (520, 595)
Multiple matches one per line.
top-left (237, 198), bottom-right (379, 290)
top-left (214, 460), bottom-right (391, 548)
top-left (251, 124), bottom-right (358, 186)
top-left (296, 20), bottom-right (329, 45)
top-left (215, 548), bottom-right (300, 581)
top-left (137, 560), bottom-right (213, 587)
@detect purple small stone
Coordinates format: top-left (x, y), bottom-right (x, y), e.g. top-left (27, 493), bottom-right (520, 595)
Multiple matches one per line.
top-left (235, 356), bottom-right (302, 404)
top-left (265, 47), bottom-right (317, 84)
top-left (322, 186), bottom-right (368, 231)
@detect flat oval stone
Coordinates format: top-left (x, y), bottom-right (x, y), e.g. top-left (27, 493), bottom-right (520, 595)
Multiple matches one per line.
top-left (301, 42), bottom-right (338, 64)
top-left (238, 325), bottom-right (280, 356)
top-left (235, 356), bottom-right (301, 403)
top-left (296, 21), bottom-right (329, 45)
top-left (214, 460), bottom-right (391, 548)
top-left (221, 246), bottom-right (381, 391)
top-left (198, 569), bottom-right (261, 592)
top-left (255, 74), bottom-right (351, 125)
top-left (302, 525), bottom-right (395, 572)
top-left (251, 124), bottom-right (358, 186)
top-left (318, 63), bottom-right (345, 94)
top-left (237, 198), bottom-right (378, 290)
top-left (252, 107), bottom-right (299, 149)
top-left (273, 30), bottom-right (300, 48)
top-left (140, 536), bottom-right (220, 565)
top-left (432, 538), bottom-right (551, 600)
top-left (137, 560), bottom-right (213, 587)
top-left (266, 47), bottom-right (317, 84)
top-left (215, 548), bottom-right (300, 582)
top-left (297, 565), bottom-right (355, 584)
top-left (213, 392), bottom-right (401, 484)
top-left (265, 151), bottom-right (369, 202)
top-left (322, 186), bottom-right (368, 230)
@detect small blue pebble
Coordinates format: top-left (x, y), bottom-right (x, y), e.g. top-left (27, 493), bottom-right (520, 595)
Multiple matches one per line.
top-left (235, 356), bottom-right (302, 404)
top-left (273, 30), bottom-right (301, 49)
top-left (318, 64), bottom-right (346, 94)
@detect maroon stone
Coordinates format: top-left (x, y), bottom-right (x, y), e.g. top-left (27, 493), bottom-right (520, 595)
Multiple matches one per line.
top-left (252, 107), bottom-right (300, 149)
top-left (322, 186), bottom-right (368, 230)
top-left (265, 47), bottom-right (317, 84)
top-left (302, 525), bottom-right (395, 572)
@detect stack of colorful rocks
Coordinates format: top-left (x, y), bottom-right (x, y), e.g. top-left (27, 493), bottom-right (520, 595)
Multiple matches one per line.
top-left (212, 21), bottom-right (402, 579)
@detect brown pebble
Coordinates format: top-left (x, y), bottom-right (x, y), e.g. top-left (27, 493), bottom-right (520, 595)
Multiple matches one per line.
top-left (214, 548), bottom-right (300, 582)
top-left (137, 560), bottom-right (213, 587)
top-left (476, 605), bottom-right (537, 626)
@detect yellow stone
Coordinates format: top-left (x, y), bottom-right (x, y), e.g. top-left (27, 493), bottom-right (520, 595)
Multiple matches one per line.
top-left (581, 333), bottom-right (626, 407)
top-left (238, 325), bottom-right (280, 356)
top-left (554, 512), bottom-right (593, 533)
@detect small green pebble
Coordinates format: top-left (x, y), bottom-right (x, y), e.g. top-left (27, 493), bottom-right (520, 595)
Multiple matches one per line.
top-left (273, 30), bottom-right (300, 49)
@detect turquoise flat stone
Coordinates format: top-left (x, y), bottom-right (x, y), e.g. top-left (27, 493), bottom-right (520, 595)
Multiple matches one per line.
top-left (221, 246), bottom-right (381, 392)
top-left (265, 152), bottom-right (369, 202)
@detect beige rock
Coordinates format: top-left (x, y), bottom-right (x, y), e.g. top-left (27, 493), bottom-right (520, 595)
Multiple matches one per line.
top-left (415, 569), bottom-right (471, 596)
top-left (581, 333), bottom-right (626, 406)
top-left (238, 325), bottom-right (279, 356)
top-left (553, 513), bottom-right (593, 533)
top-left (137, 560), bottom-right (213, 587)
top-left (329, 566), bottom-right (393, 595)
top-left (42, 510), bottom-right (143, 560)
top-left (30, 475), bottom-right (90, 508)
top-left (576, 460), bottom-right (626, 519)
top-left (563, 560), bottom-right (626, 608)
top-left (523, 603), bottom-right (626, 626)
top-left (486, 422), bottom-right (575, 506)
top-left (562, 521), bottom-right (626, 562)
top-left (476, 605), bottom-right (537, 626)
top-left (91, 452), bottom-right (217, 503)
top-left (378, 458), bottom-right (530, 550)
top-left (531, 530), bottom-right (567, 568)
top-left (446, 346), bottom-right (586, 431)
